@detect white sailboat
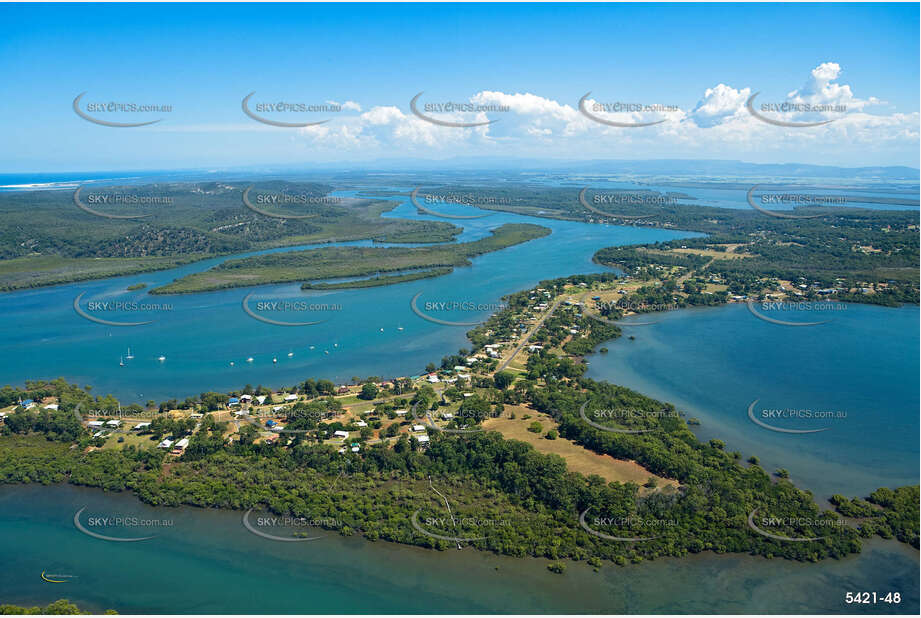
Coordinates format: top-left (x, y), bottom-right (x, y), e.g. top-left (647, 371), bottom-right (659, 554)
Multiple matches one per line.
top-left (157, 355), bottom-right (166, 362)
top-left (126, 347), bottom-right (134, 360)
top-left (119, 356), bottom-right (125, 367)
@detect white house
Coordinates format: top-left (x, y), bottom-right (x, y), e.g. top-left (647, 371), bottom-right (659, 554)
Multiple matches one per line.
top-left (87, 420), bottom-right (104, 428)
top-left (411, 424), bottom-right (426, 432)
top-left (239, 394), bottom-right (253, 403)
top-left (157, 439), bottom-right (174, 449)
top-left (355, 420), bottom-right (368, 427)
top-left (133, 422), bottom-right (151, 430)
top-left (394, 409), bottom-right (408, 416)
top-left (174, 437), bottom-right (190, 449)
top-left (333, 430), bottom-right (349, 439)
top-left (256, 395), bottom-right (267, 405)
top-left (426, 374), bottom-right (440, 383)
top-left (105, 419), bottom-right (121, 428)
top-left (416, 435), bottom-right (430, 444)
top-left (442, 412), bottom-right (454, 420)
top-left (284, 394), bottom-right (298, 402)
top-left (43, 403), bottom-right (59, 410)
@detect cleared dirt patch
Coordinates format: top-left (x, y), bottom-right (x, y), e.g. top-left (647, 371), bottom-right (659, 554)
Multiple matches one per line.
top-left (483, 406), bottom-right (679, 489)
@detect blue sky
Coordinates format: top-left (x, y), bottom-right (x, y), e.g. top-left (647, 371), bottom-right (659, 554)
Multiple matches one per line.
top-left (1, 2), bottom-right (918, 171)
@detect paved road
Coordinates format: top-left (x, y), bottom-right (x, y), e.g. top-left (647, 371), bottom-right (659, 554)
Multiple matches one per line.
top-left (496, 297), bottom-right (563, 373)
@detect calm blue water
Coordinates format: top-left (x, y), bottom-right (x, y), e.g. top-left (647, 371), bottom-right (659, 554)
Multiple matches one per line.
top-left (0, 189), bottom-right (697, 402)
top-left (585, 302), bottom-right (920, 499)
top-left (528, 175), bottom-right (919, 211)
top-left (1, 176), bottom-right (918, 613)
top-left (0, 484), bottom-right (917, 614)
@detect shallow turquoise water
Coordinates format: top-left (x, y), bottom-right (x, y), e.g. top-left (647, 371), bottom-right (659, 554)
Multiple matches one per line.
top-left (0, 194), bottom-right (696, 402)
top-left (0, 485), bottom-right (916, 614)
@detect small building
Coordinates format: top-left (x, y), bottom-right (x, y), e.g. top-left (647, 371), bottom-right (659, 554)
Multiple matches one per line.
top-left (239, 394), bottom-right (253, 403)
top-left (351, 445), bottom-right (360, 452)
top-left (105, 419), bottom-right (121, 428)
top-left (255, 395), bottom-right (267, 405)
top-left (337, 386), bottom-right (350, 395)
top-left (426, 374), bottom-right (440, 383)
top-left (133, 422), bottom-right (151, 430)
top-left (416, 434), bottom-right (430, 445)
top-left (228, 397), bottom-right (240, 407)
top-left (355, 420), bottom-right (368, 427)
top-left (20, 399), bottom-right (35, 410)
top-left (395, 409), bottom-right (408, 416)
top-left (43, 403), bottom-right (59, 410)
top-left (411, 424), bottom-right (426, 432)
top-left (442, 412), bottom-right (454, 420)
top-left (158, 439), bottom-right (174, 449)
top-left (87, 420), bottom-right (105, 428)
top-left (284, 394), bottom-right (298, 402)
top-left (265, 420), bottom-right (277, 428)
top-left (333, 430), bottom-right (349, 439)
top-left (462, 392), bottom-right (474, 398)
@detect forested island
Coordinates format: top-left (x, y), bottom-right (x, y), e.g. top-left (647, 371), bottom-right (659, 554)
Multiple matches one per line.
top-left (149, 223), bottom-right (550, 294)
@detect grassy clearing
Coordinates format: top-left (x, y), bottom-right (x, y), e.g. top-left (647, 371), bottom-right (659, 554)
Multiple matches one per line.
top-left (483, 405), bottom-right (679, 489)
